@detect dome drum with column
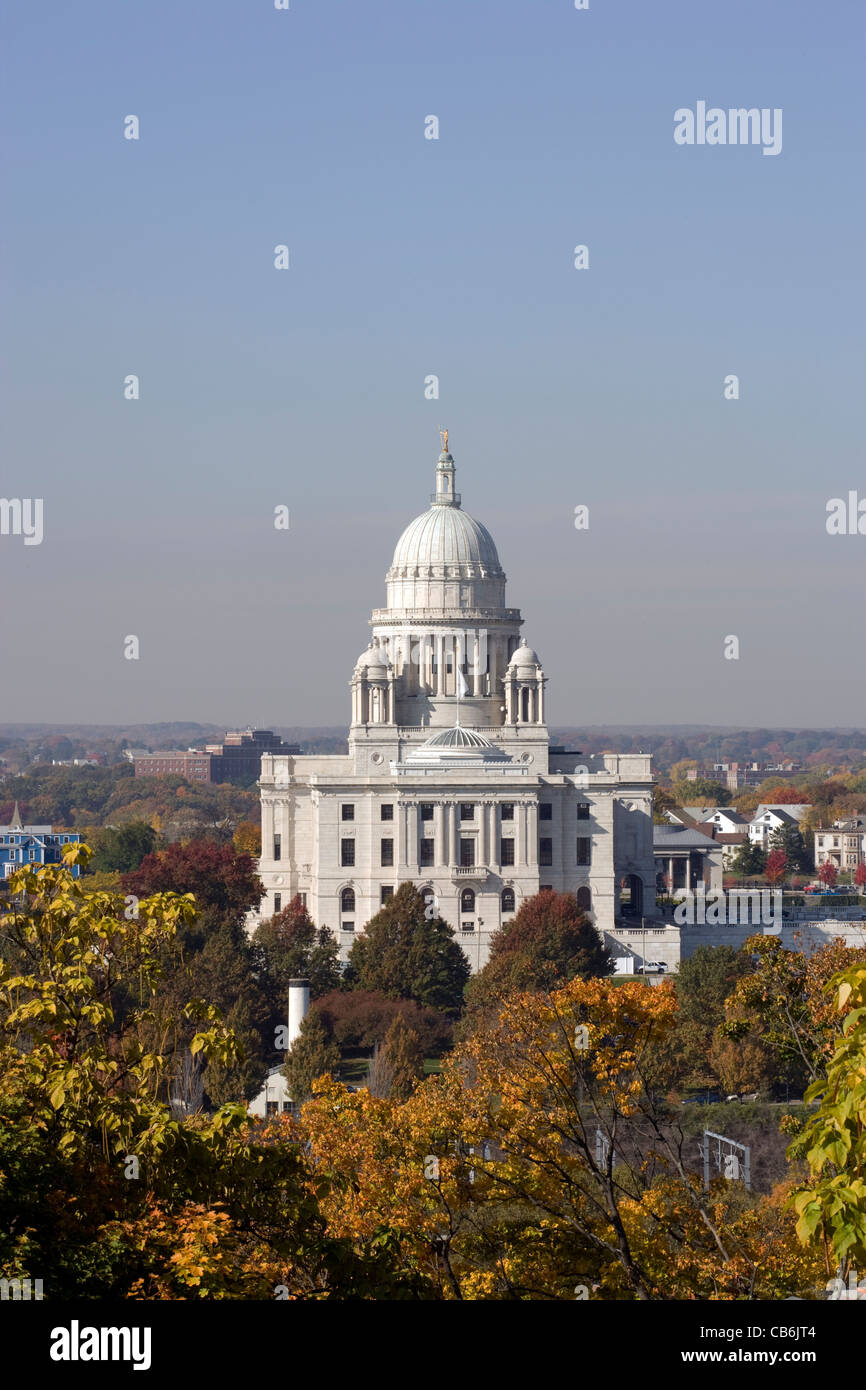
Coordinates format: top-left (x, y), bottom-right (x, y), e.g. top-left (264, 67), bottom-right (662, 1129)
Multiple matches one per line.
top-left (353, 442), bottom-right (545, 731)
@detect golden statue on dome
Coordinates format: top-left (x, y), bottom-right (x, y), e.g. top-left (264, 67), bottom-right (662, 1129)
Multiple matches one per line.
top-left (439, 426), bottom-right (449, 453)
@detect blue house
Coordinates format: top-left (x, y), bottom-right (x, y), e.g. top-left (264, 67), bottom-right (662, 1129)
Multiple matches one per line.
top-left (0, 803), bottom-right (82, 879)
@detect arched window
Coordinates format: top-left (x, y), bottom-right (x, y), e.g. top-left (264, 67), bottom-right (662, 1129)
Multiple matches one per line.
top-left (576, 886), bottom-right (592, 912)
top-left (501, 887), bottom-right (515, 913)
top-left (460, 887), bottom-right (475, 914)
top-left (341, 887), bottom-right (355, 914)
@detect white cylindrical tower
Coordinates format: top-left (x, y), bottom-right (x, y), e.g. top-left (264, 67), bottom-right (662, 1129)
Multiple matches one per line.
top-left (288, 977), bottom-right (310, 1047)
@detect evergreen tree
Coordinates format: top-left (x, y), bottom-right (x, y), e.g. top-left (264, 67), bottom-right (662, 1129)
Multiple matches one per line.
top-left (346, 883), bottom-right (470, 1017)
top-left (382, 1013), bottom-right (425, 1101)
top-left (283, 1013), bottom-right (341, 1104)
top-left (252, 895), bottom-right (342, 1001)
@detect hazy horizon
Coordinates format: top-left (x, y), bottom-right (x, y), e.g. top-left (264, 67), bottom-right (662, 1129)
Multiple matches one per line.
top-left (3, 0), bottom-right (863, 726)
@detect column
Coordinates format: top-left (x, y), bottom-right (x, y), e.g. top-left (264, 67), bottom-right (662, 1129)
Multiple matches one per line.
top-left (261, 796), bottom-right (275, 858)
top-left (515, 803), bottom-right (525, 866)
top-left (407, 804), bottom-right (418, 871)
top-left (479, 800), bottom-right (488, 865)
top-left (397, 802), bottom-right (406, 870)
top-left (488, 802), bottom-right (497, 866)
top-left (669, 856), bottom-right (675, 892)
top-left (472, 631), bottom-right (481, 696)
top-left (436, 633), bottom-right (444, 696)
top-left (448, 803), bottom-right (458, 866)
top-left (434, 802), bottom-right (445, 866)
top-left (527, 802), bottom-right (538, 866)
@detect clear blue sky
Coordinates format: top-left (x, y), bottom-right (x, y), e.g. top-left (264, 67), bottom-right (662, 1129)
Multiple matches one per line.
top-left (2, 0), bottom-right (864, 726)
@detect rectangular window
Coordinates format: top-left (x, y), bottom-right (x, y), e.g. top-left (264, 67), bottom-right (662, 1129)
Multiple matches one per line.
top-left (273, 833), bottom-right (281, 860)
top-left (381, 838), bottom-right (394, 867)
top-left (577, 837), bottom-right (591, 866)
top-left (500, 803), bottom-right (514, 821)
top-left (420, 803), bottom-right (434, 822)
top-left (540, 804), bottom-right (553, 821)
top-left (460, 838), bottom-right (475, 867)
top-left (540, 884), bottom-right (552, 892)
top-left (380, 885), bottom-right (394, 904)
top-left (298, 893), bottom-right (307, 907)
top-left (500, 839), bottom-right (515, 866)
top-left (461, 921), bottom-right (475, 933)
top-left (460, 804), bottom-right (475, 821)
top-left (266, 1101), bottom-right (279, 1116)
top-left (341, 804), bottom-right (355, 822)
top-left (576, 803), bottom-right (590, 820)
top-left (274, 893), bottom-right (282, 913)
top-left (380, 804), bottom-right (394, 821)
top-left (341, 839), bottom-right (355, 867)
top-left (420, 838), bottom-right (435, 867)
top-left (342, 921), bottom-right (354, 932)
top-left (539, 837), bottom-right (553, 866)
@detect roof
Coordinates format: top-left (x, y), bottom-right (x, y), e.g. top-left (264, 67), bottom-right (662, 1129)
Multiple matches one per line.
top-left (653, 827), bottom-right (722, 850)
top-left (753, 807), bottom-right (797, 825)
top-left (404, 723), bottom-right (511, 766)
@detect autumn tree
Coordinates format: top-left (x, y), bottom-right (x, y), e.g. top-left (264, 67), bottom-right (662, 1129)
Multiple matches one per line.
top-left (818, 860), bottom-right (839, 890)
top-left (345, 883), bottom-right (470, 1017)
top-left (300, 978), bottom-right (822, 1299)
top-left (252, 896), bottom-right (342, 1001)
top-left (720, 935), bottom-right (866, 1091)
top-left (123, 837), bottom-right (264, 939)
top-left (311, 989), bottom-right (452, 1054)
top-left (855, 861), bottom-right (866, 891)
top-left (789, 962), bottom-right (866, 1276)
top-left (463, 890), bottom-right (611, 1026)
top-left (765, 848), bottom-right (788, 887)
top-left (0, 847), bottom-right (372, 1297)
top-left (233, 821), bottom-right (262, 857)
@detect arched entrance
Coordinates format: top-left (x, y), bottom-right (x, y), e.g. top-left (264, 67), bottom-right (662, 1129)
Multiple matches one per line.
top-left (621, 874), bottom-right (643, 916)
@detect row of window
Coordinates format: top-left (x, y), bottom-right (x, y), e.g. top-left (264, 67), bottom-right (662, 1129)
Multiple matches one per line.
top-left (340, 837), bottom-right (591, 868)
top-left (338, 802), bottom-right (592, 822)
top-left (273, 885), bottom-right (592, 925)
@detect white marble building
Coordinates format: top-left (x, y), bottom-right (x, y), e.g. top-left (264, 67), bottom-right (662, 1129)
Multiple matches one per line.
top-left (252, 441), bottom-right (658, 970)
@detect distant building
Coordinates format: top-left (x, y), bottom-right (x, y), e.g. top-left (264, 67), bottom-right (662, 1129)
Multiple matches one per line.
top-left (132, 750), bottom-right (213, 781)
top-left (205, 730), bottom-right (300, 786)
top-left (0, 803), bottom-right (82, 879)
top-left (654, 825), bottom-right (723, 896)
top-left (691, 761), bottom-right (804, 792)
top-left (133, 729), bottom-right (298, 786)
top-left (814, 818), bottom-right (866, 874)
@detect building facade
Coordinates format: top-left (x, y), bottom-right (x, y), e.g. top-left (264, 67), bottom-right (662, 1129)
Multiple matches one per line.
top-left (0, 804), bottom-right (81, 879)
top-left (252, 441), bottom-right (658, 969)
top-left (814, 818), bottom-right (866, 874)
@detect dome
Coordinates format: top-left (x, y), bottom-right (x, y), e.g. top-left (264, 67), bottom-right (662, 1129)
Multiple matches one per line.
top-left (405, 723), bottom-right (511, 765)
top-left (354, 641), bottom-right (389, 674)
top-left (390, 507), bottom-right (503, 577)
top-left (508, 639), bottom-right (541, 669)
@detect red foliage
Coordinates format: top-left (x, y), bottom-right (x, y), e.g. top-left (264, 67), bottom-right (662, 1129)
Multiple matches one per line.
top-left (122, 837), bottom-right (264, 918)
top-left (817, 860), bottom-right (838, 888)
top-left (311, 990), bottom-right (452, 1054)
top-left (765, 849), bottom-right (788, 886)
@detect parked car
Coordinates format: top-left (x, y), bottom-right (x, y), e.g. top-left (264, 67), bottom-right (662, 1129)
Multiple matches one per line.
top-left (681, 1092), bottom-right (724, 1106)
